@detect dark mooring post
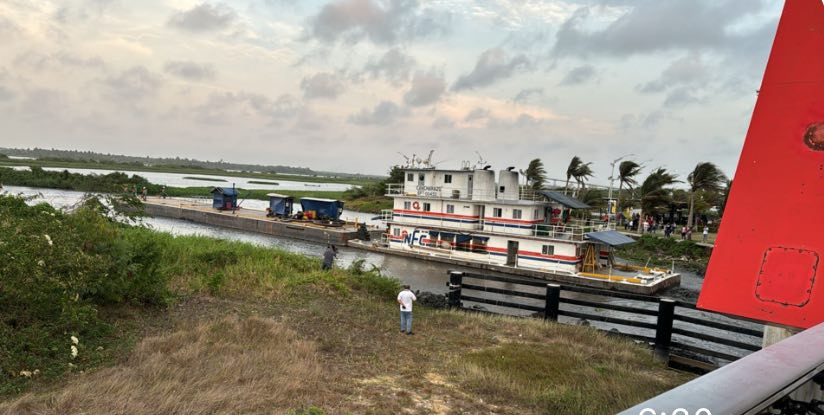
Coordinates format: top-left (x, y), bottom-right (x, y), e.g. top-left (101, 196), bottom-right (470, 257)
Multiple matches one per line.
top-left (654, 298), bottom-right (676, 362)
top-left (544, 284), bottom-right (561, 321)
top-left (446, 271), bottom-right (463, 309)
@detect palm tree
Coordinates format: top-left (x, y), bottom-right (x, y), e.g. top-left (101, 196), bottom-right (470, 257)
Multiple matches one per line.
top-left (616, 160), bottom-right (642, 221)
top-left (565, 156), bottom-right (583, 194)
top-left (574, 162), bottom-right (594, 193)
top-left (524, 159), bottom-right (547, 190)
top-left (637, 167), bottom-right (679, 232)
top-left (686, 162), bottom-right (726, 229)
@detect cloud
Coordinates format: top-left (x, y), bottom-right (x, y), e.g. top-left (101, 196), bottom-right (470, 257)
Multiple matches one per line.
top-left (464, 107), bottom-right (490, 122)
top-left (512, 88), bottom-right (543, 103)
top-left (403, 70), bottom-right (445, 107)
top-left (13, 51), bottom-right (106, 72)
top-left (308, 0), bottom-right (450, 45)
top-left (195, 91), bottom-right (300, 124)
top-left (552, 0), bottom-right (769, 58)
top-left (432, 116), bottom-right (453, 129)
top-left (558, 65), bottom-right (595, 86)
top-left (362, 47), bottom-right (416, 85)
top-left (168, 3), bottom-right (237, 32)
top-left (164, 60), bottom-right (217, 80)
top-left (300, 72), bottom-right (345, 99)
top-left (637, 54), bottom-right (707, 93)
top-left (0, 86), bottom-right (15, 101)
top-left (348, 100), bottom-right (406, 125)
top-left (452, 48), bottom-right (529, 91)
top-left (101, 66), bottom-right (162, 100)
top-left (662, 87), bottom-right (704, 108)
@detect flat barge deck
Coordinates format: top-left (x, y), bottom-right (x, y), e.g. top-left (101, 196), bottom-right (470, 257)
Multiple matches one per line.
top-left (142, 197), bottom-right (382, 245)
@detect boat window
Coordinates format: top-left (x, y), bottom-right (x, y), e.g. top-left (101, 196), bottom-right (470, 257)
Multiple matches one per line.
top-left (423, 202), bottom-right (431, 212)
top-left (403, 201), bottom-right (411, 210)
top-left (542, 245), bottom-right (555, 255)
top-left (407, 173), bottom-right (414, 181)
top-left (446, 204), bottom-right (454, 214)
top-left (419, 173), bottom-right (425, 181)
top-left (493, 207), bottom-right (502, 217)
top-left (534, 209), bottom-right (539, 219)
top-left (513, 209), bottom-right (522, 219)
top-left (444, 174), bottom-right (452, 184)
top-left (394, 228), bottom-right (401, 236)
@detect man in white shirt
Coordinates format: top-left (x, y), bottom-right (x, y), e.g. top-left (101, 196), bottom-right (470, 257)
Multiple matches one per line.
top-left (397, 284), bottom-right (417, 335)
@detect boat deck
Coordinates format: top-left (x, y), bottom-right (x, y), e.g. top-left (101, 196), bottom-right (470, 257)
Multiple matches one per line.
top-left (347, 239), bottom-right (680, 295)
top-left (142, 197), bottom-right (381, 245)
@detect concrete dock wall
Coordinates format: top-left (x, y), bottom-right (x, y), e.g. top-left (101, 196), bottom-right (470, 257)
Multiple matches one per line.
top-left (144, 203), bottom-right (357, 245)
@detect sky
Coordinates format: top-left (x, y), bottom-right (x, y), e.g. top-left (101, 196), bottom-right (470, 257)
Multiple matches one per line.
top-left (0, 0), bottom-right (783, 181)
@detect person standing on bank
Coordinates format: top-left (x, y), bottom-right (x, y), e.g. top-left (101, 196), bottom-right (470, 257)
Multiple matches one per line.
top-left (397, 284), bottom-right (417, 335)
top-left (322, 245), bottom-right (337, 270)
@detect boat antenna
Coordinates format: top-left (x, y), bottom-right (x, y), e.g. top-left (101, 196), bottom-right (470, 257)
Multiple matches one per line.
top-left (475, 151), bottom-right (487, 169)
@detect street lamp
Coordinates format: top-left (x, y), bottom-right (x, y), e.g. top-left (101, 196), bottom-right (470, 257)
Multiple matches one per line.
top-left (607, 153), bottom-right (634, 226)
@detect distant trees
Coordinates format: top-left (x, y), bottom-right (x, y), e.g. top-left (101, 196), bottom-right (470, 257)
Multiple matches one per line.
top-left (524, 159), bottom-right (547, 190)
top-left (686, 162), bottom-right (726, 229)
top-left (637, 168), bottom-right (679, 232)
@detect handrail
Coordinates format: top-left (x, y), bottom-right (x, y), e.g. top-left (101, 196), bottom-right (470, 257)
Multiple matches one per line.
top-left (618, 322), bottom-right (824, 415)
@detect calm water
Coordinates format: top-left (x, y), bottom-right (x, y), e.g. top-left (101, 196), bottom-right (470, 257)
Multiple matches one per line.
top-left (1, 165), bottom-right (353, 191)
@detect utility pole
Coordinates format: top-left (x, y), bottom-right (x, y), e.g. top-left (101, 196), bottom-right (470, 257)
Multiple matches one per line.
top-left (607, 153), bottom-right (633, 226)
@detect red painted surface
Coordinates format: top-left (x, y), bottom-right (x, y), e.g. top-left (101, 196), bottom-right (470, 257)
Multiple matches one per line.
top-left (697, 0), bottom-right (824, 328)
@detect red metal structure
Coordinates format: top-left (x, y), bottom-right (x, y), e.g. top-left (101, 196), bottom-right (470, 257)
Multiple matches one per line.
top-left (697, 0), bottom-right (824, 329)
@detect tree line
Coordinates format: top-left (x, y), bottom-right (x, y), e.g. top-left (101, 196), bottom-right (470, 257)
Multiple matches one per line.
top-left (524, 157), bottom-right (729, 232)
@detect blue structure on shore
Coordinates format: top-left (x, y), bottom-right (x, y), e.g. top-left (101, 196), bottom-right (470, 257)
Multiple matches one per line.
top-left (211, 186), bottom-right (238, 210)
top-left (266, 193), bottom-right (294, 217)
top-left (300, 197), bottom-right (344, 220)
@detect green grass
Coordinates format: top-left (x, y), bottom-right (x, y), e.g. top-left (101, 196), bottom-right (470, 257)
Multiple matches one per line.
top-left (616, 234), bottom-right (710, 273)
top-left (247, 180), bottom-right (280, 185)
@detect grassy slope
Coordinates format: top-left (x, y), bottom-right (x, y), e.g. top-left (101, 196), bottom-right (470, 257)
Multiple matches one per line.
top-left (1, 230), bottom-right (691, 414)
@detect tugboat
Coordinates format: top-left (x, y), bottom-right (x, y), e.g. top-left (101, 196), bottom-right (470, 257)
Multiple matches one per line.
top-left (380, 164), bottom-right (677, 288)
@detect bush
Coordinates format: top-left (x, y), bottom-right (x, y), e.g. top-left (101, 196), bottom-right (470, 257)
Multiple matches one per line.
top-left (0, 195), bottom-right (169, 395)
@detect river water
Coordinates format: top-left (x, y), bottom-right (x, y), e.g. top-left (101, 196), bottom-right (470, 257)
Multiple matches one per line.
top-left (0, 165), bottom-right (353, 191)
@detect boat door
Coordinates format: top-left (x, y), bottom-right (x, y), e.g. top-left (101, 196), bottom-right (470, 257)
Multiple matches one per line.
top-left (467, 174), bottom-right (473, 198)
top-left (506, 240), bottom-right (519, 266)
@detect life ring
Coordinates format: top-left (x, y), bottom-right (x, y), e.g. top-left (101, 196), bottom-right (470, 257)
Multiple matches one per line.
top-left (412, 201), bottom-right (420, 210)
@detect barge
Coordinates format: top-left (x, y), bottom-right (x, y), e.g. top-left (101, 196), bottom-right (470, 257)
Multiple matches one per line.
top-left (359, 165), bottom-right (680, 294)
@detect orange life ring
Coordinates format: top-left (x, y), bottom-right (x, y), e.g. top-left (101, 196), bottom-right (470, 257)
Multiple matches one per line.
top-left (412, 201), bottom-right (420, 210)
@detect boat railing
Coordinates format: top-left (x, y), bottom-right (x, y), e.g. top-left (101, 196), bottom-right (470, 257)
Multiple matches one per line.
top-left (384, 183), bottom-right (546, 202)
top-left (379, 209), bottom-right (393, 222)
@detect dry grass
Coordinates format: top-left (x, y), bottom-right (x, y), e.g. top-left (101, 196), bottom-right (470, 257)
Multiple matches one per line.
top-left (0, 294), bottom-right (691, 414)
top-left (0, 316), bottom-right (321, 415)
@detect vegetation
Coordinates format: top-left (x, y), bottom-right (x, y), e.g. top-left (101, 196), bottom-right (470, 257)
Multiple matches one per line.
top-left (617, 235), bottom-right (711, 274)
top-left (564, 156), bottom-right (593, 196)
top-left (524, 159), bottom-right (547, 190)
top-left (635, 167), bottom-right (679, 232)
top-left (340, 165), bottom-right (403, 213)
top-left (617, 160), bottom-right (642, 215)
top-left (686, 162), bottom-right (726, 229)
top-left (0, 194), bottom-right (690, 413)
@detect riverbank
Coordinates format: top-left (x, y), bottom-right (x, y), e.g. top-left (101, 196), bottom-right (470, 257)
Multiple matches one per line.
top-left (616, 235), bottom-right (710, 275)
top-left (0, 166), bottom-right (391, 214)
top-left (0, 194), bottom-right (690, 414)
top-left (0, 158), bottom-right (377, 186)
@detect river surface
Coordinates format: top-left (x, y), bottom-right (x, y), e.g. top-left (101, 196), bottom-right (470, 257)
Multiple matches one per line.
top-left (4, 185), bottom-right (762, 362)
top-left (0, 165), bottom-right (353, 191)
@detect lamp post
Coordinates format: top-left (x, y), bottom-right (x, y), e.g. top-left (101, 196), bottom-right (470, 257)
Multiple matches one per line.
top-left (607, 154), bottom-right (634, 226)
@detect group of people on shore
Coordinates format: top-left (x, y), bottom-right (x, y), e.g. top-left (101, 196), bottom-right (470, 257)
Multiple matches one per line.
top-left (126, 185), bottom-right (166, 200)
top-left (622, 214), bottom-right (711, 242)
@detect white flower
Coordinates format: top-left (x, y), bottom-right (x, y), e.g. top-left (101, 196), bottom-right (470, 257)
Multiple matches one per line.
top-left (37, 260), bottom-right (45, 267)
top-left (19, 370), bottom-right (32, 378)
top-left (33, 369), bottom-right (40, 376)
top-left (44, 234), bottom-right (53, 246)
top-left (71, 345), bottom-right (78, 359)
top-left (71, 336), bottom-right (79, 345)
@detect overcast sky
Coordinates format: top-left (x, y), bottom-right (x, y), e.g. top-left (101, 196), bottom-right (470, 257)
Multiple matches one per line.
top-left (0, 0), bottom-right (781, 180)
